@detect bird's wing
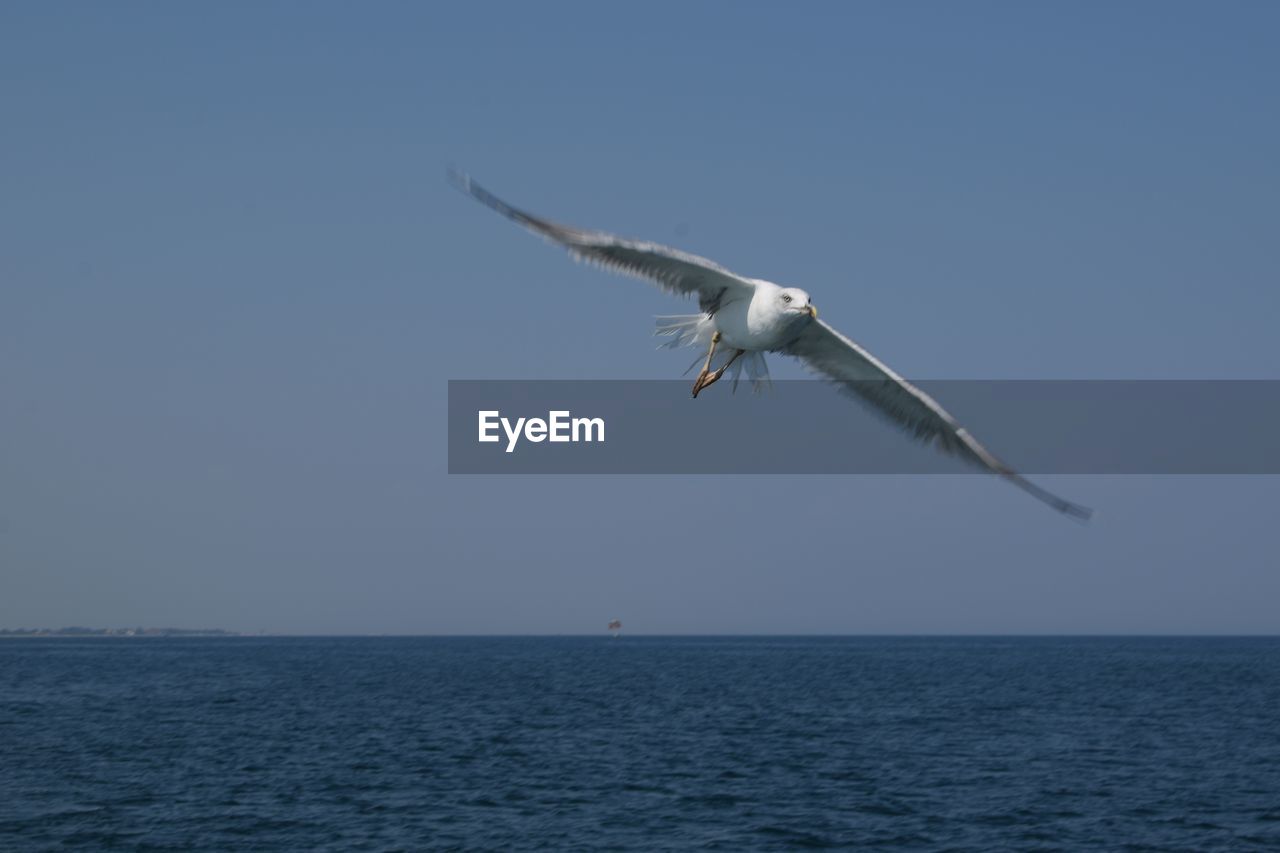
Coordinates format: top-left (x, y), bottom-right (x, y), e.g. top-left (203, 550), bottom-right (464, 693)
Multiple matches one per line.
top-left (450, 171), bottom-right (754, 313)
top-left (783, 319), bottom-right (1092, 520)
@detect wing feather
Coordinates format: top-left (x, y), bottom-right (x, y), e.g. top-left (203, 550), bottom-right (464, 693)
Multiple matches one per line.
top-left (450, 171), bottom-right (754, 313)
top-left (784, 319), bottom-right (1092, 520)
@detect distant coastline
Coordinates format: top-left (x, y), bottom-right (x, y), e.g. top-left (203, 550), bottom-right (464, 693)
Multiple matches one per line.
top-left (0, 627), bottom-right (241, 637)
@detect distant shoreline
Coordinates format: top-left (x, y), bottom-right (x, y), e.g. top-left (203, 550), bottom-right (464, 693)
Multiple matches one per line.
top-left (0, 628), bottom-right (241, 638)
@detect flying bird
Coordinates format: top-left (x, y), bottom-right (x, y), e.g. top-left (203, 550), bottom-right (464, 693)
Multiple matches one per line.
top-left (450, 171), bottom-right (1091, 520)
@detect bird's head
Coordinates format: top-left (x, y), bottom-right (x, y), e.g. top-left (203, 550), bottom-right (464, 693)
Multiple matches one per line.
top-left (779, 287), bottom-right (818, 320)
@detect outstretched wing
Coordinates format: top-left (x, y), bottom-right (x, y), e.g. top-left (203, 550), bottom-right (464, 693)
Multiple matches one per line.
top-left (450, 171), bottom-right (755, 314)
top-left (783, 319), bottom-right (1092, 520)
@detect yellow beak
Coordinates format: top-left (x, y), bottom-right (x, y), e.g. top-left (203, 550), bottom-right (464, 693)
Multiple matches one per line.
top-left (808, 304), bottom-right (818, 319)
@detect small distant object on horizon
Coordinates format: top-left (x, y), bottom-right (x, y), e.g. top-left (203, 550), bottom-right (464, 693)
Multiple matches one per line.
top-left (608, 619), bottom-right (622, 637)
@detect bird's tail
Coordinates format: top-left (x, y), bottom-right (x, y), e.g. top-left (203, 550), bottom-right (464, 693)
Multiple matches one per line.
top-left (654, 314), bottom-right (713, 350)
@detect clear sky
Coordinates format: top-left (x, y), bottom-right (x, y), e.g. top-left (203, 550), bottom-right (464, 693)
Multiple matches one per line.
top-left (2, 1), bottom-right (1278, 634)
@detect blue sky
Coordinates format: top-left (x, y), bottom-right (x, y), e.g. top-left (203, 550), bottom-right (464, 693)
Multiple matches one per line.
top-left (2, 1), bottom-right (1278, 633)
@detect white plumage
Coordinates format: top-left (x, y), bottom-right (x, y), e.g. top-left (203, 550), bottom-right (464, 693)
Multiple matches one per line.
top-left (451, 171), bottom-right (1091, 521)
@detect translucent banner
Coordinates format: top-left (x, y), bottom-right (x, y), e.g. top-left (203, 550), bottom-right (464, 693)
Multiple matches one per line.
top-left (447, 380), bottom-right (1280, 475)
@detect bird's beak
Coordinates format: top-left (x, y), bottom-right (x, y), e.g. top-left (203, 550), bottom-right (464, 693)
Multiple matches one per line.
top-left (808, 304), bottom-right (818, 319)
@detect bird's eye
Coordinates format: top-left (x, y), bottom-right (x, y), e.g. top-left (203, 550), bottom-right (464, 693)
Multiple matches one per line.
top-left (782, 294), bottom-right (792, 303)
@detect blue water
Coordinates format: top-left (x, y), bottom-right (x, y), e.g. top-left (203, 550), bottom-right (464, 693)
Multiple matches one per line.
top-left (2, 637), bottom-right (1278, 850)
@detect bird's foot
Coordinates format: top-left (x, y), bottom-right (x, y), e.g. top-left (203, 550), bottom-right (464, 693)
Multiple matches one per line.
top-left (691, 350), bottom-right (743, 398)
top-left (691, 367), bottom-right (720, 398)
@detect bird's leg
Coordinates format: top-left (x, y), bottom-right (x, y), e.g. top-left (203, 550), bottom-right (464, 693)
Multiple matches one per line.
top-left (691, 332), bottom-right (721, 398)
top-left (691, 338), bottom-right (744, 398)
top-left (691, 333), bottom-right (721, 399)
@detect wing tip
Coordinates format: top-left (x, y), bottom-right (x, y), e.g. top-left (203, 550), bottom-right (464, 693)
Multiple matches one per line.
top-left (1002, 472), bottom-right (1094, 523)
top-left (446, 166), bottom-right (475, 197)
top-left (1058, 500), bottom-right (1094, 524)
top-left (1033, 485), bottom-right (1094, 524)
top-left (446, 168), bottom-right (542, 233)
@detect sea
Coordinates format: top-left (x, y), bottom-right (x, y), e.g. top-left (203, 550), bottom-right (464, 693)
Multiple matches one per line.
top-left (2, 636), bottom-right (1278, 851)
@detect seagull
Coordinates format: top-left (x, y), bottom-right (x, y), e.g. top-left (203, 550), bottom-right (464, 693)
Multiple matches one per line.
top-left (450, 171), bottom-right (1091, 520)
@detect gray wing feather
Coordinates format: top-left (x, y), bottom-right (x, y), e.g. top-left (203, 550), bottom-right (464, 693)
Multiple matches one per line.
top-left (784, 319), bottom-right (1092, 520)
top-left (450, 171), bottom-right (753, 313)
